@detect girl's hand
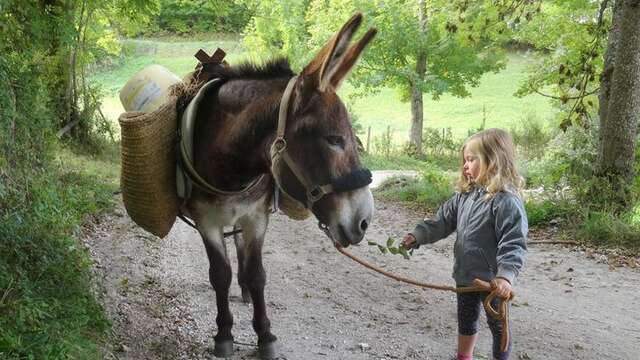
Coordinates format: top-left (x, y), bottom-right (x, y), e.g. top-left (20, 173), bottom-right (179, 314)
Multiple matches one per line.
top-left (400, 234), bottom-right (417, 250)
top-left (492, 278), bottom-right (512, 299)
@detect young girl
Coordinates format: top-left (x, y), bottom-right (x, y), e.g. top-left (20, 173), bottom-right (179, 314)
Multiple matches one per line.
top-left (401, 128), bottom-right (527, 360)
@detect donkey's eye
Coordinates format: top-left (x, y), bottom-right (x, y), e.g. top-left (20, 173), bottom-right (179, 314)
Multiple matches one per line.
top-left (325, 135), bottom-right (345, 148)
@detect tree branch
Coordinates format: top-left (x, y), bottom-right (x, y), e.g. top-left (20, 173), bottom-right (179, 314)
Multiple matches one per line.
top-left (597, 0), bottom-right (610, 26)
top-left (535, 88), bottom-right (600, 100)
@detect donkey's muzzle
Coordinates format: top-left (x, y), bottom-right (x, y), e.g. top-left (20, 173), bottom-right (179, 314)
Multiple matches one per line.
top-left (332, 168), bottom-right (372, 193)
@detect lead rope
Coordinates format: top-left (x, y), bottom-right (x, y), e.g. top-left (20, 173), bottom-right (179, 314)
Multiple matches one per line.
top-left (318, 223), bottom-right (511, 352)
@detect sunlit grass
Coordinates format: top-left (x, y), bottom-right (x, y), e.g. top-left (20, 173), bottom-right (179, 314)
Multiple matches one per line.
top-left (341, 52), bottom-right (557, 140)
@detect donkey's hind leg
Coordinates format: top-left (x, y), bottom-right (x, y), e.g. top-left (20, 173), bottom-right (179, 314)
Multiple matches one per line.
top-left (237, 214), bottom-right (278, 359)
top-left (233, 227), bottom-right (252, 303)
top-left (198, 226), bottom-right (235, 358)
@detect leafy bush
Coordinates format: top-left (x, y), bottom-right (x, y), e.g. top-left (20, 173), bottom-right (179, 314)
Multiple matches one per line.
top-left (0, 163), bottom-right (115, 358)
top-left (1, 2), bottom-right (121, 356)
top-left (372, 126), bottom-right (395, 159)
top-left (151, 0), bottom-right (252, 35)
top-left (523, 119), bottom-right (597, 189)
top-left (510, 112), bottom-right (551, 160)
top-left (577, 211), bottom-right (640, 249)
top-left (524, 199), bottom-right (574, 226)
top-left (376, 165), bottom-right (456, 210)
top-left (422, 127), bottom-right (461, 157)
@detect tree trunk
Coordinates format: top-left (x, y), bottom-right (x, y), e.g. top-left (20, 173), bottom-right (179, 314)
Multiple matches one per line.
top-left (409, 0), bottom-right (427, 157)
top-left (409, 73), bottom-right (425, 155)
top-left (597, 0), bottom-right (640, 186)
top-left (597, 0), bottom-right (623, 157)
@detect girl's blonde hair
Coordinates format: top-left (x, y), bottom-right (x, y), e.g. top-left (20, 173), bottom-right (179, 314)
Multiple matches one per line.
top-left (456, 128), bottom-right (524, 198)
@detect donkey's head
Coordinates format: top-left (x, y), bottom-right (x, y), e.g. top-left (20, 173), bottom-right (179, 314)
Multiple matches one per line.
top-left (271, 14), bottom-right (376, 247)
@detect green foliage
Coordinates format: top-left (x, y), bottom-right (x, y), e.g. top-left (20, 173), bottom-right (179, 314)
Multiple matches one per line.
top-left (372, 126), bottom-right (395, 159)
top-left (524, 118), bottom-right (597, 188)
top-left (422, 127), bottom-right (461, 158)
top-left (524, 199), bottom-right (573, 226)
top-left (513, 0), bottom-right (608, 129)
top-left (376, 166), bottom-right (455, 210)
top-left (577, 211), bottom-right (640, 249)
top-left (368, 237), bottom-right (413, 259)
top-left (148, 0), bottom-right (252, 35)
top-left (0, 159), bottom-right (116, 358)
top-left (0, 1), bottom-right (139, 356)
top-left (1, 1), bottom-right (59, 170)
top-left (242, 0), bottom-right (310, 66)
top-left (510, 112), bottom-right (551, 160)
top-left (243, 0), bottom-right (506, 101)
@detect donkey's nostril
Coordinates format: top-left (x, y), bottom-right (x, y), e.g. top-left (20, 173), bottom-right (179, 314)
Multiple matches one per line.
top-left (360, 219), bottom-right (369, 232)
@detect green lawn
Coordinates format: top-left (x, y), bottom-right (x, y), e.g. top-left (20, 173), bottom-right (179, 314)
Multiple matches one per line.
top-left (91, 35), bottom-right (249, 122)
top-left (92, 36), bottom-right (556, 144)
top-left (341, 52), bottom-right (557, 141)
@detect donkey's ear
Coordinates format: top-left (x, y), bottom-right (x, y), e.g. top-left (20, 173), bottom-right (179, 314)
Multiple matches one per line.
top-left (328, 28), bottom-right (376, 90)
top-left (300, 13), bottom-right (364, 92)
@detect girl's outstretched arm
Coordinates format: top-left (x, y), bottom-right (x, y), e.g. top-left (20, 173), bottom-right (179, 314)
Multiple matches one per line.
top-left (409, 192), bottom-right (461, 247)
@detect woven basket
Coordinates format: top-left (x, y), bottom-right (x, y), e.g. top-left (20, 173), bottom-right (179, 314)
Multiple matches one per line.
top-left (119, 98), bottom-right (179, 238)
top-left (279, 191), bottom-right (312, 221)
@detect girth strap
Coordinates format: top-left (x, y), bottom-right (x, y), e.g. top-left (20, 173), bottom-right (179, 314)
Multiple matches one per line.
top-left (177, 78), bottom-right (266, 199)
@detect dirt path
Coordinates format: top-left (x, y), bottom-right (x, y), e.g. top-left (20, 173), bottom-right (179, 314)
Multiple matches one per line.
top-left (85, 193), bottom-right (639, 360)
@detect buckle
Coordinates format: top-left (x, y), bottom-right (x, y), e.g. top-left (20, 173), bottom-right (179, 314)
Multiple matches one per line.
top-left (270, 137), bottom-right (287, 156)
top-left (307, 186), bottom-right (324, 202)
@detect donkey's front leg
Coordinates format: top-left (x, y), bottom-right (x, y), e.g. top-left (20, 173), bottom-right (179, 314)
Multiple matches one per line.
top-left (237, 214), bottom-right (278, 359)
top-left (198, 226), bottom-right (235, 358)
top-left (233, 228), bottom-right (252, 303)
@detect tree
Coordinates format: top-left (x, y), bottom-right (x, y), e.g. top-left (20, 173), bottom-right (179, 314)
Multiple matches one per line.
top-left (512, 0), bottom-right (640, 207)
top-left (596, 0), bottom-right (640, 192)
top-left (243, 0), bottom-right (508, 156)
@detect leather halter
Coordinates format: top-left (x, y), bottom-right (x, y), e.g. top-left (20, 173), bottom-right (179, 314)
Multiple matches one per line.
top-left (269, 76), bottom-right (372, 210)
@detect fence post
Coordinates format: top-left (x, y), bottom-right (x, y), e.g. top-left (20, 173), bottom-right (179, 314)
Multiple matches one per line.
top-left (366, 126), bottom-right (371, 153)
top-left (386, 125), bottom-right (391, 159)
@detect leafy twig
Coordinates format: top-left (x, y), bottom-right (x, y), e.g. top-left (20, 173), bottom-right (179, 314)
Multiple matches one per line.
top-left (368, 237), bottom-right (413, 260)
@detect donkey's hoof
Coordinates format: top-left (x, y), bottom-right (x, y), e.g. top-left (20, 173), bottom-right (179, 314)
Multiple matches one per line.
top-left (213, 339), bottom-right (234, 358)
top-left (258, 340), bottom-right (278, 359)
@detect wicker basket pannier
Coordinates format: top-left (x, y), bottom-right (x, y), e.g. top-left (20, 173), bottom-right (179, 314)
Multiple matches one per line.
top-left (118, 99), bottom-right (180, 238)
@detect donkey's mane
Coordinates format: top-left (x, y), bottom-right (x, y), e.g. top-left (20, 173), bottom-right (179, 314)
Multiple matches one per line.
top-left (215, 57), bottom-right (294, 81)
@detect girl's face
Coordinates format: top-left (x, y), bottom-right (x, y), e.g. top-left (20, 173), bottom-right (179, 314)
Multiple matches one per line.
top-left (463, 146), bottom-right (481, 182)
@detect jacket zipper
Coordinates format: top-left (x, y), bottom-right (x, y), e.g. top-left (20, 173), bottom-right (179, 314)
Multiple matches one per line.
top-left (479, 249), bottom-right (494, 273)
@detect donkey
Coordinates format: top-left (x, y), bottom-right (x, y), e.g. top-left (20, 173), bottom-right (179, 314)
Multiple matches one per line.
top-left (180, 14), bottom-right (376, 359)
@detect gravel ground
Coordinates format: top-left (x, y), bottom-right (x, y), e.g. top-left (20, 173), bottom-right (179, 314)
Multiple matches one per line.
top-left (84, 187), bottom-right (639, 360)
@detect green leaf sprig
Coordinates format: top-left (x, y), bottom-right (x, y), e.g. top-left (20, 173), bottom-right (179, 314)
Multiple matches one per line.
top-left (367, 237), bottom-right (413, 260)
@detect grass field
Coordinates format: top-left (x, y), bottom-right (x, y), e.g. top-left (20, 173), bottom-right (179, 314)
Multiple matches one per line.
top-left (344, 52), bottom-right (558, 140)
top-left (91, 35), bottom-right (556, 143)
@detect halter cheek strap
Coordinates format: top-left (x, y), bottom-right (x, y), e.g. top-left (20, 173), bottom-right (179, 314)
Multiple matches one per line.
top-left (270, 76), bottom-right (372, 209)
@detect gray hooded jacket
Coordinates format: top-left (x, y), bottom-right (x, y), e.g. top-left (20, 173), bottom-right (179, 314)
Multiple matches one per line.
top-left (410, 187), bottom-right (528, 286)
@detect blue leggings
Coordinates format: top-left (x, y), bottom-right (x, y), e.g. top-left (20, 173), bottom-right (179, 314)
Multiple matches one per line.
top-left (457, 291), bottom-right (511, 360)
